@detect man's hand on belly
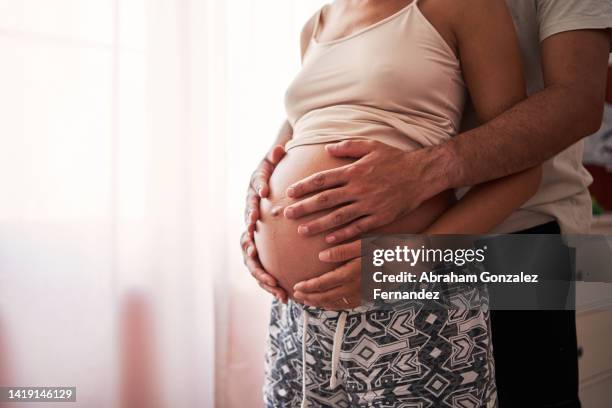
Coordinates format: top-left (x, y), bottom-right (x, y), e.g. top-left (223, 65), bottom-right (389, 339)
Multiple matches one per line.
top-left (283, 140), bottom-right (449, 243)
top-left (242, 145), bottom-right (288, 303)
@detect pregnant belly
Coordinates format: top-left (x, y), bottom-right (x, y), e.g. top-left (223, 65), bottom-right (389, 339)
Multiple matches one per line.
top-left (254, 143), bottom-right (455, 297)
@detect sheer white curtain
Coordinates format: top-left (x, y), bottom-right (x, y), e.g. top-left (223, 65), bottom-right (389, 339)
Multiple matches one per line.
top-left (0, 0), bottom-right (214, 406)
top-left (0, 0), bottom-right (323, 406)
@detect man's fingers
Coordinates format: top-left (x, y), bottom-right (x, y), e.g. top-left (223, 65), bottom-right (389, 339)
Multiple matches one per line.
top-left (284, 187), bottom-right (348, 219)
top-left (319, 240), bottom-right (361, 263)
top-left (297, 204), bottom-right (364, 236)
top-left (324, 216), bottom-right (378, 244)
top-left (286, 167), bottom-right (348, 199)
top-left (325, 139), bottom-right (377, 158)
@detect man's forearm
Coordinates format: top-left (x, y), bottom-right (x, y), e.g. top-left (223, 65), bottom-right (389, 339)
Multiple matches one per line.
top-left (431, 29), bottom-right (609, 191)
top-left (440, 85), bottom-right (600, 189)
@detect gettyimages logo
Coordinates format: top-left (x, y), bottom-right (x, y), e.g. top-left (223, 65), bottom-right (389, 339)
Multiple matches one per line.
top-left (361, 234), bottom-right (612, 310)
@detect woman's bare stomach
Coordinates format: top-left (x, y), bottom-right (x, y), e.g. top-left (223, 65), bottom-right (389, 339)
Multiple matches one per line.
top-left (254, 143), bottom-right (455, 297)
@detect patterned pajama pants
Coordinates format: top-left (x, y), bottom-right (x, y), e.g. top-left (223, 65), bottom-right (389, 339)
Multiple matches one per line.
top-left (264, 289), bottom-right (497, 408)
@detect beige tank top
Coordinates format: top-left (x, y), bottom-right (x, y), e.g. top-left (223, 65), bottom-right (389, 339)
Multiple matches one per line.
top-left (284, 2), bottom-right (466, 152)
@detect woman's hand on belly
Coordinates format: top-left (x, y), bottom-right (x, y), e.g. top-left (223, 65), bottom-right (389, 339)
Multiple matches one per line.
top-left (292, 240), bottom-right (362, 310)
top-left (294, 255), bottom-right (362, 310)
top-left (242, 145), bottom-right (289, 303)
top-left (253, 145), bottom-right (353, 296)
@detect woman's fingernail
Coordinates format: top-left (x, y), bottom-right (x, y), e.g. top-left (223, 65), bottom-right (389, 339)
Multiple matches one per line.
top-left (298, 225), bottom-right (309, 235)
top-left (326, 235), bottom-right (336, 243)
top-left (285, 207), bottom-right (294, 218)
top-left (293, 291), bottom-right (303, 300)
top-left (319, 250), bottom-right (330, 261)
top-left (286, 187), bottom-right (295, 197)
top-left (247, 245), bottom-right (254, 256)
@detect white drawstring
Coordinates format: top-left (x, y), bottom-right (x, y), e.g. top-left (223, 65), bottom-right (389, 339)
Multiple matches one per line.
top-left (330, 311), bottom-right (347, 388)
top-left (301, 309), bottom-right (348, 408)
top-left (301, 312), bottom-right (309, 408)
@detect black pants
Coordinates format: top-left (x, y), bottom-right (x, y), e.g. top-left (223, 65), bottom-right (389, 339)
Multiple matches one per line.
top-left (491, 221), bottom-right (580, 408)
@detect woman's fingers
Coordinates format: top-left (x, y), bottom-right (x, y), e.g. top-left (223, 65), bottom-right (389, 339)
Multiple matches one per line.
top-left (297, 204), bottom-right (365, 236)
top-left (258, 282), bottom-right (288, 303)
top-left (240, 230), bottom-right (254, 255)
top-left (242, 146), bottom-right (288, 303)
top-left (253, 263), bottom-right (288, 303)
top-left (294, 280), bottom-right (360, 310)
top-left (286, 167), bottom-right (349, 199)
top-left (241, 231), bottom-right (288, 302)
top-left (293, 259), bottom-right (361, 294)
top-left (325, 139), bottom-right (376, 158)
top-left (250, 145), bottom-right (286, 199)
top-left (293, 263), bottom-right (352, 293)
top-left (246, 147), bottom-right (282, 226)
top-left (245, 256), bottom-right (278, 288)
top-left (241, 231), bottom-right (277, 286)
top-left (245, 188), bottom-right (260, 226)
top-left (324, 216), bottom-right (378, 244)
top-left (319, 240), bottom-right (361, 263)
top-left (267, 144), bottom-right (286, 165)
top-left (284, 187), bottom-right (348, 219)
top-left (245, 207), bottom-right (258, 234)
top-left (250, 168), bottom-right (271, 198)
top-left (293, 258), bottom-right (361, 310)
top-left (294, 285), bottom-right (343, 307)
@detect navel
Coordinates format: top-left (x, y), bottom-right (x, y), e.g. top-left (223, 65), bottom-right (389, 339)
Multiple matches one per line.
top-left (270, 205), bottom-right (284, 217)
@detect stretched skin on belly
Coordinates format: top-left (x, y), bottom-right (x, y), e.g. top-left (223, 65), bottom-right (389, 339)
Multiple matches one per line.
top-left (254, 144), bottom-right (455, 297)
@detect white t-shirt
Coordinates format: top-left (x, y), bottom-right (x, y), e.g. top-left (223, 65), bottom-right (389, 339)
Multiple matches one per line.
top-left (491, 0), bottom-right (612, 233)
